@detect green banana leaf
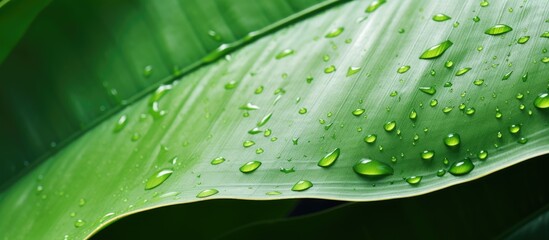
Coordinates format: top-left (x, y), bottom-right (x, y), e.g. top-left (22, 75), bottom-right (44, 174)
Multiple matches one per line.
top-left (1, 0), bottom-right (548, 239)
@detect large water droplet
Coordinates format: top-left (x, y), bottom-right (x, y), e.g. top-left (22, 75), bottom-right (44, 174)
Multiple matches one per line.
top-left (292, 180), bottom-right (313, 191)
top-left (383, 121), bottom-right (396, 132)
top-left (419, 40), bottom-right (453, 59)
top-left (485, 24), bottom-right (513, 35)
top-left (353, 159), bottom-right (394, 177)
top-left (448, 158), bottom-right (474, 176)
top-left (325, 27), bottom-right (344, 38)
top-left (275, 49), bottom-right (295, 59)
top-left (406, 176), bottom-right (422, 185)
top-left (211, 157), bottom-right (226, 165)
top-left (318, 148), bottom-right (340, 168)
top-left (432, 14), bottom-right (451, 22)
top-left (145, 168), bottom-right (173, 190)
top-left (365, 0), bottom-right (386, 13)
top-left (540, 31), bottom-right (549, 38)
top-left (443, 133), bottom-right (461, 147)
top-left (196, 189), bottom-right (219, 198)
top-left (239, 161), bottom-right (262, 173)
top-left (419, 86), bottom-right (436, 95)
top-left (534, 92), bottom-right (549, 109)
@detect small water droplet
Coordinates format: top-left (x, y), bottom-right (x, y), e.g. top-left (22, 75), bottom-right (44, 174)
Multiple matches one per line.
top-left (383, 121), bottom-right (396, 132)
top-left (518, 137), bottom-right (528, 144)
top-left (347, 66), bottom-right (361, 76)
top-left (207, 30), bottom-right (222, 42)
top-left (211, 157), bottom-right (226, 165)
top-left (318, 148), bottom-right (340, 168)
top-left (442, 106), bottom-right (454, 113)
top-left (266, 191), bottom-right (282, 196)
top-left (406, 176), bottom-right (422, 185)
top-left (224, 81), bottom-right (238, 90)
top-left (478, 150), bottom-right (488, 160)
top-left (409, 109), bottom-right (417, 120)
top-left (243, 140), bottom-right (255, 148)
top-left (306, 76), bottom-right (314, 83)
top-left (280, 167), bottom-right (295, 174)
top-left (445, 60), bottom-right (454, 68)
top-left (298, 108), bottom-right (308, 114)
top-left (437, 169), bottom-right (447, 177)
top-left (473, 79), bottom-right (484, 86)
top-left (509, 124), bottom-right (521, 134)
top-left (473, 16), bottom-right (480, 22)
top-left (143, 65), bottom-right (153, 78)
top-left (419, 86), bottom-right (436, 95)
top-left (79, 198), bottom-right (86, 207)
top-left (239, 103), bottom-right (259, 110)
top-left (485, 24), bottom-right (513, 35)
top-left (353, 159), bottom-right (394, 177)
top-left (365, 0), bottom-right (386, 13)
top-left (502, 71), bottom-right (513, 80)
top-left (196, 189), bottom-right (219, 198)
top-left (264, 129), bottom-right (272, 137)
top-left (453, 22), bottom-right (460, 28)
top-left (256, 148), bottom-right (264, 154)
top-left (448, 158), bottom-right (475, 176)
top-left (521, 73), bottom-right (528, 82)
top-left (74, 219), bottom-right (85, 228)
top-left (455, 67), bottom-right (472, 76)
top-left (480, 0), bottom-right (489, 7)
top-left (352, 108), bottom-right (365, 116)
top-left (534, 92), bottom-right (549, 108)
top-left (465, 107), bottom-right (476, 115)
top-left (419, 40), bottom-right (453, 59)
top-left (248, 128), bottom-right (262, 135)
top-left (432, 13), bottom-right (451, 22)
top-left (275, 49), bottom-right (295, 59)
top-left (542, 57), bottom-right (549, 63)
top-left (292, 180), bottom-right (313, 191)
top-left (397, 65), bottom-right (411, 73)
top-left (430, 99), bottom-right (438, 107)
top-left (113, 115), bottom-right (128, 133)
top-left (145, 168), bottom-right (173, 190)
top-left (421, 150), bottom-right (435, 160)
top-left (430, 69), bottom-right (436, 76)
top-left (444, 133), bottom-right (461, 147)
top-left (324, 65), bottom-right (336, 73)
top-left (364, 134), bottom-right (377, 144)
top-left (257, 112), bottom-right (273, 127)
top-left (239, 161), bottom-right (262, 173)
top-left (325, 27), bottom-right (344, 38)
top-left (254, 86), bottom-right (264, 94)
top-left (517, 36), bottom-right (530, 44)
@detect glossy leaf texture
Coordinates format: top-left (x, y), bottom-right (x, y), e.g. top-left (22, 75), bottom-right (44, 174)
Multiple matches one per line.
top-left (1, 0), bottom-right (549, 239)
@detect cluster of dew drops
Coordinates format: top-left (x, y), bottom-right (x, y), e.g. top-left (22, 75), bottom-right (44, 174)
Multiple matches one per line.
top-left (105, 0), bottom-right (549, 212)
